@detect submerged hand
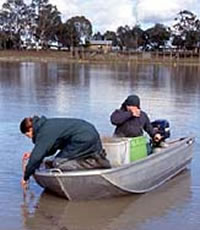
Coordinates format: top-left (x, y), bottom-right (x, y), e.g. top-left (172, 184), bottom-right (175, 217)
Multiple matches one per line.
top-left (22, 152), bottom-right (31, 161)
top-left (22, 152), bottom-right (31, 174)
top-left (21, 178), bottom-right (29, 190)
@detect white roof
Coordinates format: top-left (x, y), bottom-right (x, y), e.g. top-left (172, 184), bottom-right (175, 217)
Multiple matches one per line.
top-left (90, 40), bottom-right (112, 45)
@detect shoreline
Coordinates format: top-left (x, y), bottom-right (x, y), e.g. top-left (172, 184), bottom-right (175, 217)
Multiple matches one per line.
top-left (0, 50), bottom-right (200, 66)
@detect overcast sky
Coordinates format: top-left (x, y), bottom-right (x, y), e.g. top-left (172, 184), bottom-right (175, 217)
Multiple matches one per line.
top-left (0, 0), bottom-right (200, 33)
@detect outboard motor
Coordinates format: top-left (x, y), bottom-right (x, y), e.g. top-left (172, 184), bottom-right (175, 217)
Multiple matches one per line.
top-left (151, 119), bottom-right (170, 141)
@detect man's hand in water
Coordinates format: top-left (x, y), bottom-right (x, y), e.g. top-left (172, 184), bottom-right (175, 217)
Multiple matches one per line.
top-left (22, 152), bottom-right (31, 175)
top-left (21, 152), bottom-right (30, 190)
top-left (21, 178), bottom-right (29, 190)
top-left (22, 152), bottom-right (31, 161)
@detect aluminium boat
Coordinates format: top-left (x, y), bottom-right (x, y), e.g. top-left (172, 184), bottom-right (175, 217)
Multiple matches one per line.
top-left (34, 136), bottom-right (194, 201)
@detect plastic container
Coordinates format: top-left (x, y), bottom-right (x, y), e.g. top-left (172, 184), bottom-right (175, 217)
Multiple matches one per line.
top-left (102, 137), bottom-right (130, 166)
top-left (129, 136), bottom-right (147, 161)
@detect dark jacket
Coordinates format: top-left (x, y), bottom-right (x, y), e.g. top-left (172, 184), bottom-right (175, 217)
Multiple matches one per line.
top-left (24, 116), bottom-right (102, 181)
top-left (110, 108), bottom-right (155, 138)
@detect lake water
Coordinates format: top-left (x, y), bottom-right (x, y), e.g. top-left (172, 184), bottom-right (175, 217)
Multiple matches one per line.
top-left (0, 61), bottom-right (200, 229)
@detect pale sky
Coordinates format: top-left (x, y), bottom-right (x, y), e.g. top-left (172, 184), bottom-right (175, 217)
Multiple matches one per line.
top-left (0, 0), bottom-right (200, 33)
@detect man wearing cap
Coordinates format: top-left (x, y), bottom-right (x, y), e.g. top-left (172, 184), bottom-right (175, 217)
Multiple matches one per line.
top-left (110, 95), bottom-right (161, 142)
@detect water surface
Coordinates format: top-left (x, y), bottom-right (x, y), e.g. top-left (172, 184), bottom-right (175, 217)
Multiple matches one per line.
top-left (0, 61), bottom-right (200, 229)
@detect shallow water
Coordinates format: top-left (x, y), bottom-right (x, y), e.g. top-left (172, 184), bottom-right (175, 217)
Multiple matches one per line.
top-left (0, 61), bottom-right (200, 229)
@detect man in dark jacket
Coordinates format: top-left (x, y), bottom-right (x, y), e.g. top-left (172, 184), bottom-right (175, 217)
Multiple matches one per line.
top-left (20, 116), bottom-right (111, 188)
top-left (110, 95), bottom-right (161, 141)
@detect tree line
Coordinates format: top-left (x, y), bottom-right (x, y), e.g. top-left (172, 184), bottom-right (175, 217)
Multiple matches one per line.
top-left (0, 0), bottom-right (200, 51)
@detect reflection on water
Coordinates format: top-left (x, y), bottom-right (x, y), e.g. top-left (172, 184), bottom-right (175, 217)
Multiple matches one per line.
top-left (0, 61), bottom-right (200, 229)
top-left (1, 62), bottom-right (200, 134)
top-left (22, 192), bottom-right (135, 230)
top-left (22, 172), bottom-right (191, 230)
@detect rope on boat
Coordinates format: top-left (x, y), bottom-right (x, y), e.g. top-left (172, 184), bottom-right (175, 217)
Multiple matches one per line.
top-left (49, 168), bottom-right (72, 200)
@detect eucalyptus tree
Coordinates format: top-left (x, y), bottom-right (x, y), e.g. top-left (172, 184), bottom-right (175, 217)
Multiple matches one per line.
top-left (92, 31), bottom-right (104, 40)
top-left (103, 30), bottom-right (118, 46)
top-left (0, 0), bottom-right (28, 49)
top-left (56, 22), bottom-right (79, 49)
top-left (66, 16), bottom-right (93, 45)
top-left (116, 25), bottom-right (135, 50)
top-left (131, 25), bottom-right (145, 49)
top-left (116, 25), bottom-right (145, 50)
top-left (172, 10), bottom-right (200, 50)
top-left (0, 31), bottom-right (8, 49)
top-left (30, 0), bottom-right (62, 48)
top-left (144, 23), bottom-right (171, 50)
top-left (117, 25), bottom-right (129, 49)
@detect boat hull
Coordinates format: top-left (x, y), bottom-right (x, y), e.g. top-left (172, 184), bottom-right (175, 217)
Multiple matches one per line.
top-left (34, 136), bottom-right (194, 200)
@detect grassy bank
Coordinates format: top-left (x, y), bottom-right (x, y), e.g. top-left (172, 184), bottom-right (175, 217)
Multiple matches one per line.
top-left (0, 50), bottom-right (200, 66)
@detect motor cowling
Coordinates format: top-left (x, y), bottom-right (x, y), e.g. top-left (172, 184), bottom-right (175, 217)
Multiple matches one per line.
top-left (151, 119), bottom-right (170, 141)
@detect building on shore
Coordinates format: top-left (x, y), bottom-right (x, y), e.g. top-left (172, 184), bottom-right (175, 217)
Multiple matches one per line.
top-left (88, 40), bottom-right (112, 53)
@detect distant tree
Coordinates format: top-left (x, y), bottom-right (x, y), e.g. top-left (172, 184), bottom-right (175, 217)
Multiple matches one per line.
top-left (66, 16), bottom-right (92, 44)
top-left (31, 0), bottom-right (61, 48)
top-left (131, 25), bottom-right (145, 49)
top-left (172, 10), bottom-right (200, 50)
top-left (92, 31), bottom-right (104, 40)
top-left (145, 23), bottom-right (171, 50)
top-left (116, 25), bottom-right (133, 50)
top-left (0, 0), bottom-right (28, 49)
top-left (116, 25), bottom-right (145, 50)
top-left (0, 31), bottom-right (8, 49)
top-left (171, 35), bottom-right (184, 49)
top-left (103, 30), bottom-right (118, 46)
top-left (56, 22), bottom-right (79, 49)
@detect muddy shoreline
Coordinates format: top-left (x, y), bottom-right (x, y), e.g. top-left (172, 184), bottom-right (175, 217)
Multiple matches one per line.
top-left (0, 50), bottom-right (200, 66)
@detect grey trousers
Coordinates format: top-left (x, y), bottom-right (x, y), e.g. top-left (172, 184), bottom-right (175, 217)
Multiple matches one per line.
top-left (45, 152), bottom-right (111, 171)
